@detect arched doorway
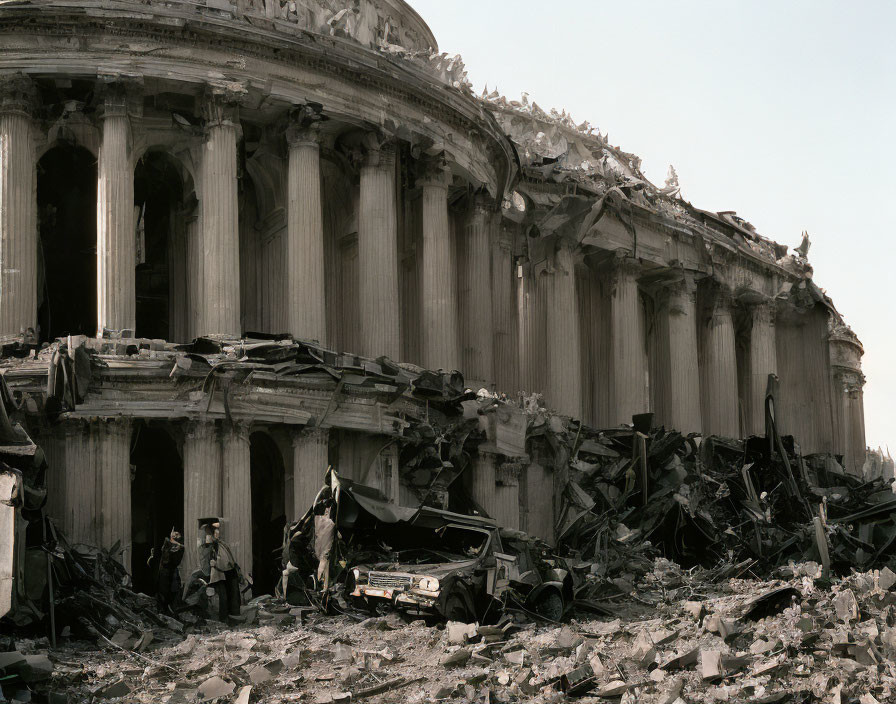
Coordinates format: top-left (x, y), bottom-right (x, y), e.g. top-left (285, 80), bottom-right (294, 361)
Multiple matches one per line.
top-left (37, 143), bottom-right (97, 342)
top-left (130, 423), bottom-right (183, 594)
top-left (249, 431), bottom-right (286, 596)
top-left (134, 151), bottom-right (190, 341)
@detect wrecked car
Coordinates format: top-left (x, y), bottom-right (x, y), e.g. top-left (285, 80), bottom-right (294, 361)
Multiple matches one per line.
top-left (283, 472), bottom-right (576, 622)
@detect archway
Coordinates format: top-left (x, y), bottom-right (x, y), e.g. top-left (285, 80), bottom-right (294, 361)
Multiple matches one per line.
top-left (130, 423), bottom-right (183, 594)
top-left (249, 431), bottom-right (286, 596)
top-left (37, 143), bottom-right (97, 342)
top-left (134, 151), bottom-right (189, 341)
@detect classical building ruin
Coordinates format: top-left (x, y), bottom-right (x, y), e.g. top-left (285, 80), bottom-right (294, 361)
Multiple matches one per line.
top-left (0, 0), bottom-right (867, 591)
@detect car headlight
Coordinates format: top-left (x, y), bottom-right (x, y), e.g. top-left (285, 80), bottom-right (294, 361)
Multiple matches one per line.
top-left (352, 568), bottom-right (360, 581)
top-left (416, 576), bottom-right (440, 592)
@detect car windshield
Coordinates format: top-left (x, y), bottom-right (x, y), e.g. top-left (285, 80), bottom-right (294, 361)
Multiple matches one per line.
top-left (361, 524), bottom-right (490, 564)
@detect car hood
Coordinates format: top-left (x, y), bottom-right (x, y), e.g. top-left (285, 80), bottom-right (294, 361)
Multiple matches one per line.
top-left (367, 559), bottom-right (479, 578)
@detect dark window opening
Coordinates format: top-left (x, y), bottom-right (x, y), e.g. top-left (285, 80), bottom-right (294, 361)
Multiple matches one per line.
top-left (130, 424), bottom-right (183, 595)
top-left (134, 152), bottom-right (185, 340)
top-left (250, 432), bottom-right (286, 597)
top-left (37, 143), bottom-right (97, 342)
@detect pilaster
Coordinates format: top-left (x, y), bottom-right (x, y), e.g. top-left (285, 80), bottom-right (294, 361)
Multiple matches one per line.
top-left (97, 77), bottom-right (140, 336)
top-left (198, 84), bottom-right (244, 336)
top-left (419, 154), bottom-right (459, 370)
top-left (358, 135), bottom-right (399, 359)
top-left (291, 427), bottom-right (329, 519)
top-left (0, 74), bottom-right (38, 337)
top-left (286, 107), bottom-right (326, 344)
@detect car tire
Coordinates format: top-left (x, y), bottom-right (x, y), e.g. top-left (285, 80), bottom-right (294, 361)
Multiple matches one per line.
top-left (533, 590), bottom-right (564, 621)
top-left (445, 594), bottom-right (471, 623)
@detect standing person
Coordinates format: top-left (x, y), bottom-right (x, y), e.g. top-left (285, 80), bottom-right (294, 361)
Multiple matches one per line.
top-left (156, 528), bottom-right (184, 614)
top-left (198, 519), bottom-right (242, 623)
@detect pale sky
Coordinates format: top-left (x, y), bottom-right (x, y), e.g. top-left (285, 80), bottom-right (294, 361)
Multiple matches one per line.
top-left (412, 0), bottom-right (895, 451)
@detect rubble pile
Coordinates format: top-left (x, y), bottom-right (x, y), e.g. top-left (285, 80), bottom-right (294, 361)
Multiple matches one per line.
top-left (562, 424), bottom-right (896, 586)
top-left (7, 562), bottom-right (896, 702)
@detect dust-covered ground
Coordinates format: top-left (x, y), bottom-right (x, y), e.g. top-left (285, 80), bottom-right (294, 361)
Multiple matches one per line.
top-left (8, 561), bottom-right (896, 703)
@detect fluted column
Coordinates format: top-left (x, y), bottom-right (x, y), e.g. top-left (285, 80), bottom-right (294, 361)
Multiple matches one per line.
top-left (608, 257), bottom-right (649, 425)
top-left (655, 277), bottom-right (701, 433)
top-left (286, 111), bottom-right (326, 343)
top-left (492, 224), bottom-right (516, 394)
top-left (462, 196), bottom-right (495, 385)
top-left (546, 242), bottom-right (582, 418)
top-left (494, 462), bottom-right (521, 530)
top-left (700, 288), bottom-right (740, 438)
top-left (292, 427), bottom-right (329, 519)
top-left (62, 421), bottom-right (99, 547)
top-left (198, 88), bottom-right (242, 336)
top-left (0, 75), bottom-right (37, 337)
top-left (97, 80), bottom-right (137, 336)
top-left (420, 157), bottom-right (459, 370)
top-left (97, 418), bottom-right (132, 569)
top-left (183, 421), bottom-right (223, 576)
top-left (222, 422), bottom-right (251, 578)
top-left (470, 451), bottom-right (497, 518)
top-left (358, 139), bottom-right (399, 359)
top-left (746, 301), bottom-right (777, 436)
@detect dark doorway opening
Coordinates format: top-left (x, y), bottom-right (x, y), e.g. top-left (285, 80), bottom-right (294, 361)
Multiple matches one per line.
top-left (134, 152), bottom-right (185, 340)
top-left (130, 423), bottom-right (183, 595)
top-left (37, 143), bottom-right (97, 342)
top-left (250, 432), bottom-right (286, 596)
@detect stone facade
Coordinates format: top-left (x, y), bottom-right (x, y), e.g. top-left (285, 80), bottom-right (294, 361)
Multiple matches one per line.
top-left (0, 0), bottom-right (867, 583)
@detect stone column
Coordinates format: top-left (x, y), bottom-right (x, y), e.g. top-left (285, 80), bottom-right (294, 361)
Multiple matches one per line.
top-left (61, 421), bottom-right (99, 547)
top-left (746, 301), bottom-right (777, 436)
top-left (420, 157), bottom-right (460, 370)
top-left (0, 75), bottom-right (37, 337)
top-left (654, 277), bottom-right (701, 433)
top-left (492, 224), bottom-right (517, 394)
top-left (292, 427), bottom-right (329, 519)
top-left (198, 88), bottom-right (242, 336)
top-left (97, 80), bottom-right (137, 336)
top-left (608, 257), bottom-right (649, 426)
top-left (222, 422), bottom-right (252, 579)
top-left (358, 139), bottom-right (399, 360)
top-left (470, 451), bottom-right (497, 518)
top-left (494, 462), bottom-right (521, 530)
top-left (183, 421), bottom-right (223, 576)
top-left (286, 111), bottom-right (326, 344)
top-left (545, 242), bottom-right (582, 418)
top-left (464, 195), bottom-right (495, 386)
top-left (700, 287), bottom-right (740, 438)
top-left (97, 418), bottom-right (133, 569)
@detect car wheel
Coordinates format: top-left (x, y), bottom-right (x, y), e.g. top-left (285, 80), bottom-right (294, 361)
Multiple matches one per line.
top-left (533, 590), bottom-right (564, 621)
top-left (445, 594), bottom-right (471, 623)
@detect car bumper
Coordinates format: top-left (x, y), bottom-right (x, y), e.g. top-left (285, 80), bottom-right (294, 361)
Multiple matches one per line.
top-left (351, 584), bottom-right (440, 611)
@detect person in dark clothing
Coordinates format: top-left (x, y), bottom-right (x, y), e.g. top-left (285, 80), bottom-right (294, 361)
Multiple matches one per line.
top-left (198, 520), bottom-right (242, 622)
top-left (156, 528), bottom-right (184, 613)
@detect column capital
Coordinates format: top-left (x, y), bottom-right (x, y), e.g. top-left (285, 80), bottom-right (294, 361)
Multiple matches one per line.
top-left (223, 420), bottom-right (252, 444)
top-left (607, 253), bottom-right (642, 285)
top-left (185, 418), bottom-right (218, 441)
top-left (290, 425), bottom-right (329, 447)
top-left (0, 73), bottom-right (37, 117)
top-left (359, 132), bottom-right (396, 169)
top-left (496, 224), bottom-right (513, 253)
top-left (286, 105), bottom-right (326, 148)
top-left (417, 152), bottom-right (450, 188)
top-left (97, 74), bottom-right (143, 120)
top-left (201, 82), bottom-right (247, 128)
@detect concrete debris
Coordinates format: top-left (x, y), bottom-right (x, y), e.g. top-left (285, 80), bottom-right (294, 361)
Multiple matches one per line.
top-left (5, 565), bottom-right (896, 702)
